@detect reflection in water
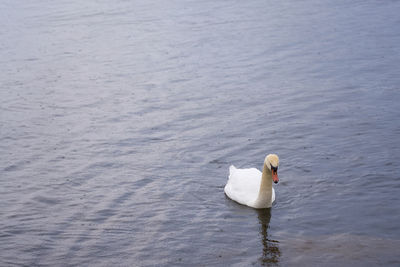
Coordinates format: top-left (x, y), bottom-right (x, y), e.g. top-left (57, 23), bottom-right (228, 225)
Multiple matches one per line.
top-left (256, 208), bottom-right (280, 266)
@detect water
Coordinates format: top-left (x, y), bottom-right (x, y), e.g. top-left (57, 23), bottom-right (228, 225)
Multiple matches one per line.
top-left (1, 0), bottom-right (400, 266)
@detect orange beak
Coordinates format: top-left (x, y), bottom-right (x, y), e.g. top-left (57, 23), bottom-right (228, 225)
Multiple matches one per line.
top-left (272, 169), bottom-right (279, 184)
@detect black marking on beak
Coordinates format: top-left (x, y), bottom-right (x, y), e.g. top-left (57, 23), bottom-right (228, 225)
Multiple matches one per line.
top-left (271, 166), bottom-right (278, 184)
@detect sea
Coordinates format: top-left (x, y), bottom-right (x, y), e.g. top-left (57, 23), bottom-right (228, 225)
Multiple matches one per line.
top-left (1, 0), bottom-right (400, 266)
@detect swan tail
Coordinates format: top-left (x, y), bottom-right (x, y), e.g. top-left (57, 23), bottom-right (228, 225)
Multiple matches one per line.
top-left (229, 165), bottom-right (236, 176)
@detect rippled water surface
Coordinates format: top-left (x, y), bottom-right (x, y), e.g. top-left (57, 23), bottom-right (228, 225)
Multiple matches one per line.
top-left (1, 0), bottom-right (400, 266)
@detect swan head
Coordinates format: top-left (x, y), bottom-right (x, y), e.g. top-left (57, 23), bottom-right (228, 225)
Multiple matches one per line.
top-left (264, 154), bottom-right (279, 184)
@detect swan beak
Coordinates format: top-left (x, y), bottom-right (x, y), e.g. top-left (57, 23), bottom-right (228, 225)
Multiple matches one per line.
top-left (272, 169), bottom-right (279, 184)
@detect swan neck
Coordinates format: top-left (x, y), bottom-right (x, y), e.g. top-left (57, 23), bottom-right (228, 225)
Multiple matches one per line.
top-left (260, 164), bottom-right (273, 192)
top-left (254, 163), bottom-right (273, 207)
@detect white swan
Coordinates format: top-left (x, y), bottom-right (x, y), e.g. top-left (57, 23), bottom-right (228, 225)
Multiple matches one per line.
top-left (224, 154), bottom-right (279, 209)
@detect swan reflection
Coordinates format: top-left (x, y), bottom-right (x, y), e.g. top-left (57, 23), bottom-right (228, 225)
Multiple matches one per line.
top-left (256, 208), bottom-right (280, 265)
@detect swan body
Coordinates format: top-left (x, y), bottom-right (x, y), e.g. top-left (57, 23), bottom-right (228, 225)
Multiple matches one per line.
top-left (224, 154), bottom-right (279, 209)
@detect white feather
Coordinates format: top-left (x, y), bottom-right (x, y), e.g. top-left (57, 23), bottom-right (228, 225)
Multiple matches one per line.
top-left (224, 164), bottom-right (276, 209)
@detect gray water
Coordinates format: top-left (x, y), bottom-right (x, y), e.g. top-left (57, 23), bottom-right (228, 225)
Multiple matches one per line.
top-left (1, 0), bottom-right (400, 266)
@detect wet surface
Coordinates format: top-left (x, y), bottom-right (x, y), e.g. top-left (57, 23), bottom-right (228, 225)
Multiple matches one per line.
top-left (1, 0), bottom-right (400, 265)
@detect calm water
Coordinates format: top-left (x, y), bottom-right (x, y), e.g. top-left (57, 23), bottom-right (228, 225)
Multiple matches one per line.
top-left (1, 0), bottom-right (400, 266)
